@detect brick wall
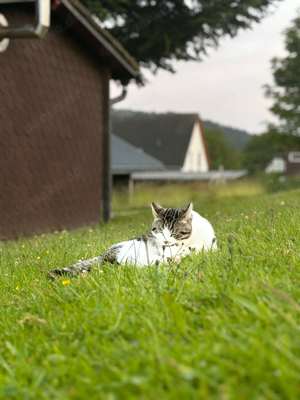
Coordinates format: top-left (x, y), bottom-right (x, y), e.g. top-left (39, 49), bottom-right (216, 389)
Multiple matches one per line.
top-left (0, 4), bottom-right (109, 238)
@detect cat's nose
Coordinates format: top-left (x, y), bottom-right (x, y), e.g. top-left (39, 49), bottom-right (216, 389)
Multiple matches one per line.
top-left (164, 241), bottom-right (169, 244)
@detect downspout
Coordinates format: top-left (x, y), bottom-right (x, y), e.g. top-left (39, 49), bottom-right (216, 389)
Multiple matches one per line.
top-left (0, 0), bottom-right (50, 44)
top-left (102, 85), bottom-right (128, 222)
top-left (110, 85), bottom-right (127, 106)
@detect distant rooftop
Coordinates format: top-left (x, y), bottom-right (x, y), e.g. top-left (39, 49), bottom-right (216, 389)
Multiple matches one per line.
top-left (111, 134), bottom-right (165, 175)
top-left (131, 170), bottom-right (248, 182)
top-left (112, 113), bottom-right (210, 168)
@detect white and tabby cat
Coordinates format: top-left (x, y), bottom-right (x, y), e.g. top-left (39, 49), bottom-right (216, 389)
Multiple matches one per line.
top-left (51, 202), bottom-right (216, 276)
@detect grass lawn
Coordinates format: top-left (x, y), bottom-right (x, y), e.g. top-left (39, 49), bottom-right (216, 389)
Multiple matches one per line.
top-left (1, 181), bottom-right (300, 399)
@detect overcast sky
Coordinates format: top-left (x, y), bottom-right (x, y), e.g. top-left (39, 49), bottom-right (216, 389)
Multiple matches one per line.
top-left (110, 0), bottom-right (299, 135)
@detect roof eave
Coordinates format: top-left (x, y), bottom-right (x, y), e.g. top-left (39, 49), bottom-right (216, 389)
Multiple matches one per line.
top-left (58, 0), bottom-right (142, 83)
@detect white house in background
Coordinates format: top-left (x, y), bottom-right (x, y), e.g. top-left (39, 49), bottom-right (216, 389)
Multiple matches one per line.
top-left (265, 157), bottom-right (286, 173)
top-left (112, 113), bottom-right (210, 172)
top-left (181, 119), bottom-right (210, 172)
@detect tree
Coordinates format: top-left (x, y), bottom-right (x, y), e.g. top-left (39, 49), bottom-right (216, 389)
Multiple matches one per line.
top-left (264, 13), bottom-right (300, 135)
top-left (82, 0), bottom-right (281, 72)
top-left (242, 129), bottom-right (291, 173)
top-left (204, 126), bottom-right (243, 170)
top-left (242, 134), bottom-right (276, 173)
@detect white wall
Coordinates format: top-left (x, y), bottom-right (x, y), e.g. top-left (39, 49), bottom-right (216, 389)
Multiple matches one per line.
top-left (265, 157), bottom-right (286, 173)
top-left (181, 121), bottom-right (209, 172)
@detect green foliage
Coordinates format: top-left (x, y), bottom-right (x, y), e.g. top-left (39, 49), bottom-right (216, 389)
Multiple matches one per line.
top-left (1, 184), bottom-right (300, 398)
top-left (242, 133), bottom-right (282, 173)
top-left (264, 12), bottom-right (300, 134)
top-left (267, 126), bottom-right (300, 150)
top-left (204, 126), bottom-right (243, 169)
top-left (243, 127), bottom-right (300, 173)
top-left (82, 0), bottom-right (280, 72)
top-left (202, 120), bottom-right (251, 150)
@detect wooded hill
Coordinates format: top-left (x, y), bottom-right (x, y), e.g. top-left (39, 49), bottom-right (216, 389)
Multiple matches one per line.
top-left (111, 109), bottom-right (251, 150)
top-left (201, 120), bottom-right (251, 150)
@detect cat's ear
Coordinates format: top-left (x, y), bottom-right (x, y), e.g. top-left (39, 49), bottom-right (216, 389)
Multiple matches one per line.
top-left (181, 203), bottom-right (193, 222)
top-left (151, 202), bottom-right (164, 219)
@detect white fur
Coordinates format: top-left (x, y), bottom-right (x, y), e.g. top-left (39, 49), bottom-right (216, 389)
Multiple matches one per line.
top-left (115, 238), bottom-right (173, 266)
top-left (156, 210), bottom-right (217, 251)
top-left (115, 206), bottom-right (216, 267)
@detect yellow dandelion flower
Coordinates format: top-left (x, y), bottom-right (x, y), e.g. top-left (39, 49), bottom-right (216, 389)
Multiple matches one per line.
top-left (87, 244), bottom-right (91, 247)
top-left (15, 286), bottom-right (20, 290)
top-left (253, 211), bottom-right (257, 214)
top-left (22, 245), bottom-right (25, 248)
top-left (62, 280), bottom-right (70, 285)
top-left (245, 216), bottom-right (249, 219)
top-left (227, 219), bottom-right (232, 222)
top-left (216, 211), bottom-right (220, 215)
top-left (60, 236), bottom-right (63, 240)
top-left (141, 223), bottom-right (145, 227)
top-left (62, 230), bottom-right (67, 234)
top-left (46, 250), bottom-right (50, 254)
top-left (37, 256), bottom-right (40, 260)
top-left (41, 234), bottom-right (45, 238)
top-left (278, 212), bottom-right (281, 215)
top-left (89, 229), bottom-right (93, 233)
top-left (54, 230), bottom-right (58, 234)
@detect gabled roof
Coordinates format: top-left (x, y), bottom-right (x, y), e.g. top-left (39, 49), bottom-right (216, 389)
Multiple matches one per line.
top-left (52, 0), bottom-right (142, 83)
top-left (112, 113), bottom-right (210, 168)
top-left (111, 134), bottom-right (165, 175)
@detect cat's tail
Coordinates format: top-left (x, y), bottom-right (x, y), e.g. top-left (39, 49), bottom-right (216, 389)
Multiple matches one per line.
top-left (49, 256), bottom-right (103, 278)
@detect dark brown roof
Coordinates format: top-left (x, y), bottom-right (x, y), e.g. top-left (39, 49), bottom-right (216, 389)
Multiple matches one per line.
top-left (112, 113), bottom-right (210, 168)
top-left (52, 0), bottom-right (142, 83)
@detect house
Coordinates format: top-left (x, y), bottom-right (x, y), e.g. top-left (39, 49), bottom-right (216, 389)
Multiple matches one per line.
top-left (265, 157), bottom-right (286, 174)
top-left (111, 134), bottom-right (164, 191)
top-left (0, 0), bottom-right (141, 239)
top-left (286, 151), bottom-right (300, 176)
top-left (112, 113), bottom-right (210, 172)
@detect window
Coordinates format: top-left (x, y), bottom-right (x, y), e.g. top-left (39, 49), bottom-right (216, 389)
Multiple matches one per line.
top-left (288, 152), bottom-right (300, 163)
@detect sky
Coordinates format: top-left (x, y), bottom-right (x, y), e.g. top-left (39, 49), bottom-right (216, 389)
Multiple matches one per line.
top-left (110, 0), bottom-right (299, 135)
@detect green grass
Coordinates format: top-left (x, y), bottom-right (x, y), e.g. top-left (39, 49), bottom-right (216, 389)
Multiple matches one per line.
top-left (1, 183), bottom-right (300, 399)
top-left (112, 178), bottom-right (267, 211)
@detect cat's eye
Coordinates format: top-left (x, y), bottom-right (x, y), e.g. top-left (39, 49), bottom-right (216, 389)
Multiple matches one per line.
top-left (180, 231), bottom-right (188, 235)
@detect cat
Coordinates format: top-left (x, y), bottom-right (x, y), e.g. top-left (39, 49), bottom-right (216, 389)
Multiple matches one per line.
top-left (50, 202), bottom-right (216, 276)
